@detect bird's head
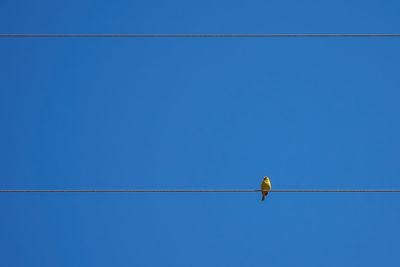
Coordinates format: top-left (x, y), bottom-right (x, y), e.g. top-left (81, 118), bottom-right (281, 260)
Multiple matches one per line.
top-left (263, 176), bottom-right (269, 181)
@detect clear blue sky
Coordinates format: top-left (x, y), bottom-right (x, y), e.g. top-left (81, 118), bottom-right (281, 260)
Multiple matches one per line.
top-left (1, 0), bottom-right (400, 266)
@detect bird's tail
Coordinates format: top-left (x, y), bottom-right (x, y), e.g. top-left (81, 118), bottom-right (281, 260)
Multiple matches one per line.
top-left (261, 192), bottom-right (268, 201)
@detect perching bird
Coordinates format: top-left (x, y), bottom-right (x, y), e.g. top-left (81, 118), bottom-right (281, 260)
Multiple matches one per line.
top-left (261, 176), bottom-right (271, 201)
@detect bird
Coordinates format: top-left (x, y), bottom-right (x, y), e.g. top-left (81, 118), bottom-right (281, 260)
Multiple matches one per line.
top-left (261, 176), bottom-right (271, 201)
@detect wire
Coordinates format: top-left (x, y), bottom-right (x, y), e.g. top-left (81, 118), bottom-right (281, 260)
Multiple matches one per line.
top-left (0, 189), bottom-right (400, 193)
top-left (1, 33), bottom-right (400, 38)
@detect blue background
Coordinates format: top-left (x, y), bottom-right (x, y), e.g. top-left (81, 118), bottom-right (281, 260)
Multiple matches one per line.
top-left (1, 0), bottom-right (400, 266)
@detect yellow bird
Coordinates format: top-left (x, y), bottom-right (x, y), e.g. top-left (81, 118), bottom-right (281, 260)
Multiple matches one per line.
top-left (261, 176), bottom-right (271, 201)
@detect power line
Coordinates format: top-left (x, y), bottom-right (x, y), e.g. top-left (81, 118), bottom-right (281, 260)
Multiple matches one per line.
top-left (1, 33), bottom-right (400, 38)
top-left (0, 189), bottom-right (400, 193)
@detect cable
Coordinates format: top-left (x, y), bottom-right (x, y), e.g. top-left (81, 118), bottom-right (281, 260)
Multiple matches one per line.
top-left (0, 189), bottom-right (400, 193)
top-left (1, 33), bottom-right (400, 38)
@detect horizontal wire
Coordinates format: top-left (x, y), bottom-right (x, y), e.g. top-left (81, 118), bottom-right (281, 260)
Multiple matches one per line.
top-left (1, 33), bottom-right (400, 38)
top-left (0, 189), bottom-right (400, 193)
